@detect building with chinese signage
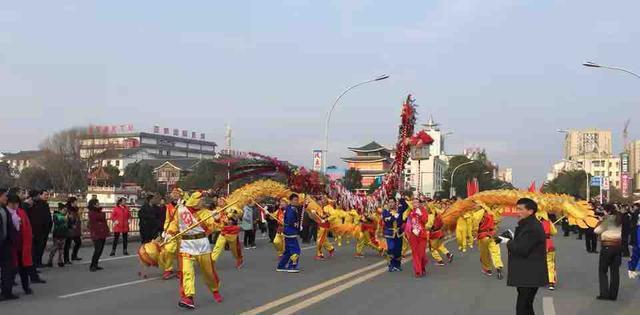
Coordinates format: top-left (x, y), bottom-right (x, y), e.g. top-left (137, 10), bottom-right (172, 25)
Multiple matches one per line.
top-left (341, 141), bottom-right (392, 190)
top-left (80, 125), bottom-right (217, 174)
top-left (562, 129), bottom-right (613, 160)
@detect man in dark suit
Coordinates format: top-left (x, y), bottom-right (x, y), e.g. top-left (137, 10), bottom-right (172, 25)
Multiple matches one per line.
top-left (0, 188), bottom-right (19, 300)
top-left (28, 190), bottom-right (52, 268)
top-left (497, 198), bottom-right (548, 315)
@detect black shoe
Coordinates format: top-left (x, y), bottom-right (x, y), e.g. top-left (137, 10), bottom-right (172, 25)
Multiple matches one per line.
top-left (45, 262), bottom-right (53, 268)
top-left (90, 267), bottom-right (98, 272)
top-left (72, 257), bottom-right (82, 261)
top-left (123, 251), bottom-right (129, 256)
top-left (23, 288), bottom-right (33, 295)
top-left (64, 260), bottom-right (72, 265)
top-left (31, 278), bottom-right (46, 284)
top-left (109, 251), bottom-right (116, 257)
top-left (596, 296), bottom-right (611, 301)
top-left (96, 266), bottom-right (104, 271)
top-left (1, 294), bottom-right (19, 300)
top-left (58, 262), bottom-right (65, 267)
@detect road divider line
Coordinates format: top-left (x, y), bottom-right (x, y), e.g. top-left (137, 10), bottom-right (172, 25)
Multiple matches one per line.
top-left (77, 255), bottom-right (137, 265)
top-left (239, 260), bottom-right (388, 315)
top-left (542, 297), bottom-right (556, 315)
top-left (269, 238), bottom-right (453, 315)
top-left (58, 277), bottom-right (161, 299)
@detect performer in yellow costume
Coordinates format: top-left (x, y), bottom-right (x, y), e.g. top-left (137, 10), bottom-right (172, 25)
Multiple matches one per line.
top-left (427, 205), bottom-right (453, 265)
top-left (342, 204), bottom-right (356, 245)
top-left (536, 210), bottom-right (557, 290)
top-left (476, 204), bottom-right (504, 280)
top-left (165, 192), bottom-right (222, 310)
top-left (314, 197), bottom-right (335, 260)
top-left (210, 198), bottom-right (244, 269)
top-left (355, 210), bottom-right (384, 258)
top-left (271, 199), bottom-right (287, 257)
top-left (159, 188), bottom-right (183, 280)
top-left (456, 212), bottom-right (474, 253)
top-left (329, 202), bottom-right (345, 247)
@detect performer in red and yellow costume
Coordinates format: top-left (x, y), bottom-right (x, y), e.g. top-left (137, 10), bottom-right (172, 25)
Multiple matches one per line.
top-left (159, 188), bottom-right (183, 280)
top-left (536, 210), bottom-right (557, 290)
top-left (210, 198), bottom-right (244, 269)
top-left (476, 203), bottom-right (504, 279)
top-left (271, 199), bottom-right (287, 258)
top-left (355, 208), bottom-right (384, 258)
top-left (165, 192), bottom-right (222, 310)
top-left (427, 204), bottom-right (453, 266)
top-left (313, 197), bottom-right (336, 260)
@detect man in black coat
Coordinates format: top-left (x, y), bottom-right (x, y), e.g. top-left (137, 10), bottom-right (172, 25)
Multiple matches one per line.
top-left (497, 198), bottom-right (548, 315)
top-left (28, 190), bottom-right (52, 268)
top-left (138, 195), bottom-right (160, 244)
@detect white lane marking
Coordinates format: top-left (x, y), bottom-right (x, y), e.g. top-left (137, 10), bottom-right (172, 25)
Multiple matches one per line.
top-left (543, 296), bottom-right (556, 315)
top-left (239, 260), bottom-right (388, 315)
top-left (77, 255), bottom-right (137, 265)
top-left (58, 277), bottom-right (161, 299)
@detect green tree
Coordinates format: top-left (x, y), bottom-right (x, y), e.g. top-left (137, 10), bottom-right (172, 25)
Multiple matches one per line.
top-left (343, 168), bottom-right (363, 192)
top-left (124, 162), bottom-right (161, 192)
top-left (442, 155), bottom-right (496, 198)
top-left (179, 161), bottom-right (223, 190)
top-left (39, 127), bottom-right (88, 193)
top-left (102, 165), bottom-right (123, 186)
top-left (542, 170), bottom-right (600, 200)
top-left (17, 166), bottom-right (53, 191)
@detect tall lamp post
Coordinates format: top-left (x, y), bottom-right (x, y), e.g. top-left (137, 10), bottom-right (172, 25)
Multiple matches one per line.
top-left (323, 75), bottom-right (390, 173)
top-left (583, 61), bottom-right (640, 79)
top-left (449, 160), bottom-right (477, 198)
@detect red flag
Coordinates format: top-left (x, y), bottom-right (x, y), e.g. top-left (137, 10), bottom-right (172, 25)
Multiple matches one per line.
top-left (528, 181), bottom-right (536, 192)
top-left (473, 177), bottom-right (479, 195)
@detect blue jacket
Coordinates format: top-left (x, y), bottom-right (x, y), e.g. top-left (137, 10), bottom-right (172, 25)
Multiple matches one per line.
top-left (629, 227), bottom-right (640, 271)
top-left (283, 205), bottom-right (301, 237)
top-left (382, 200), bottom-right (407, 238)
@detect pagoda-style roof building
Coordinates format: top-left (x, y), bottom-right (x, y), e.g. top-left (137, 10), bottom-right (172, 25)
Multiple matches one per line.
top-left (341, 141), bottom-right (392, 190)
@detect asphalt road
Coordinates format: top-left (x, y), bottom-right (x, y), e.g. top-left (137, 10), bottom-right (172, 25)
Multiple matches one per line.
top-left (1, 218), bottom-right (639, 315)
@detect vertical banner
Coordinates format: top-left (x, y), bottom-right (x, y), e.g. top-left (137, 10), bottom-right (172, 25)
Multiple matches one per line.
top-left (621, 152), bottom-right (630, 198)
top-left (313, 150), bottom-right (323, 172)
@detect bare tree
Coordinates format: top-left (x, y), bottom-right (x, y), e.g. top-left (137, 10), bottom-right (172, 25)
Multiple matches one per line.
top-left (39, 128), bottom-right (87, 193)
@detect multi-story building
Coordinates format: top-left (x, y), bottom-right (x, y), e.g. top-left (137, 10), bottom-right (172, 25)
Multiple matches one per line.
top-left (404, 116), bottom-right (450, 197)
top-left (341, 141), bottom-right (392, 190)
top-left (626, 140), bottom-right (640, 192)
top-left (81, 125), bottom-right (217, 175)
top-left (562, 129), bottom-right (613, 160)
top-left (80, 125), bottom-right (216, 160)
top-left (547, 156), bottom-right (622, 189)
top-left (0, 150), bottom-right (45, 174)
top-left (497, 168), bottom-right (513, 183)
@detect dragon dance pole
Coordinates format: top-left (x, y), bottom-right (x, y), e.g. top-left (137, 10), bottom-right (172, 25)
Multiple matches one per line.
top-left (161, 199), bottom-right (239, 247)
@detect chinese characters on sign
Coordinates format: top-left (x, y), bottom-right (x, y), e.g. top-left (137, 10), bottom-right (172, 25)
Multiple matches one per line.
top-left (621, 153), bottom-right (630, 198)
top-left (87, 124), bottom-right (134, 135)
top-left (313, 150), bottom-right (323, 172)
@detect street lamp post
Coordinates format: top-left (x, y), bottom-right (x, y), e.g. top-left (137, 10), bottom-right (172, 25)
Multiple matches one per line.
top-left (449, 160), bottom-right (477, 198)
top-left (323, 75), bottom-right (390, 173)
top-left (583, 61), bottom-right (640, 80)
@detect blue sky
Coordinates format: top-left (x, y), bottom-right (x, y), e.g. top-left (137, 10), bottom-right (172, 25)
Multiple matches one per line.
top-left (1, 1), bottom-right (639, 188)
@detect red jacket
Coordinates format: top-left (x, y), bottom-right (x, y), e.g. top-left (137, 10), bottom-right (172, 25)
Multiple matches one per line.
top-left (540, 219), bottom-right (555, 252)
top-left (89, 208), bottom-right (110, 240)
top-left (111, 205), bottom-right (131, 233)
top-left (429, 213), bottom-right (444, 240)
top-left (477, 213), bottom-right (496, 240)
top-left (11, 208), bottom-right (33, 267)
